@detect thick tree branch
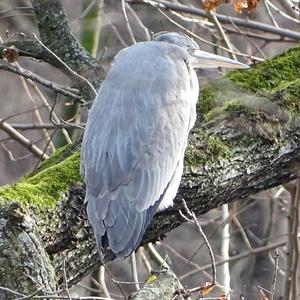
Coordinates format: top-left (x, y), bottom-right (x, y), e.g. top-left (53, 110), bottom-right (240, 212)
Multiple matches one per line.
top-left (30, 0), bottom-right (105, 101)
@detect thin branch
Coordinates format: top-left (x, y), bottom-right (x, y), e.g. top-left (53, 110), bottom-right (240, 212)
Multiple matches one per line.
top-left (228, 18), bottom-right (267, 59)
top-left (278, 0), bottom-right (300, 18)
top-left (127, 0), bottom-right (300, 40)
top-left (125, 3), bottom-right (151, 41)
top-left (267, 0), bottom-right (300, 24)
top-left (291, 177), bottom-right (300, 299)
top-left (62, 258), bottom-right (71, 300)
top-left (180, 238), bottom-right (291, 281)
top-left (32, 33), bottom-right (97, 97)
top-left (8, 123), bottom-right (85, 130)
top-left (2, 143), bottom-right (33, 161)
top-left (15, 288), bottom-right (44, 300)
top-left (99, 266), bottom-right (111, 299)
top-left (222, 26), bottom-right (296, 42)
top-left (0, 60), bottom-right (82, 101)
top-left (18, 67), bottom-right (55, 152)
top-left (270, 249), bottom-right (279, 300)
top-left (138, 247), bottom-right (152, 274)
top-left (27, 80), bottom-right (72, 144)
top-left (220, 205), bottom-right (231, 299)
top-left (79, 0), bottom-right (103, 20)
top-left (0, 118), bottom-right (49, 160)
top-left (130, 252), bottom-right (140, 291)
top-left (233, 217), bottom-right (253, 251)
top-left (109, 23), bottom-right (128, 47)
top-left (0, 6), bottom-right (33, 19)
top-left (264, 0), bottom-right (280, 27)
top-left (163, 242), bottom-right (217, 283)
top-left (179, 199), bottom-right (216, 285)
top-left (199, 1), bottom-right (237, 60)
top-left (156, 8), bottom-right (263, 62)
top-left (146, 242), bottom-right (170, 269)
top-left (121, 0), bottom-right (137, 44)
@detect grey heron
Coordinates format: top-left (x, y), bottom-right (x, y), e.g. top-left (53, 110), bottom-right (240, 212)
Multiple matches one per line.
top-left (81, 32), bottom-right (248, 258)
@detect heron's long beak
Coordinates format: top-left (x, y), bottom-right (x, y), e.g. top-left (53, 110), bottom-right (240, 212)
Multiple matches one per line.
top-left (190, 49), bottom-right (249, 69)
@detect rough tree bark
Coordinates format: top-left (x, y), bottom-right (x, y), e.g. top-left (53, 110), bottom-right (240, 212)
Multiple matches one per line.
top-left (0, 0), bottom-right (299, 299)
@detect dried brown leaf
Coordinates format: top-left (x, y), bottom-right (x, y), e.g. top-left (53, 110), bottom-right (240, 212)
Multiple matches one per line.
top-left (204, 0), bottom-right (260, 13)
top-left (199, 282), bottom-right (216, 295)
top-left (2, 46), bottom-right (19, 63)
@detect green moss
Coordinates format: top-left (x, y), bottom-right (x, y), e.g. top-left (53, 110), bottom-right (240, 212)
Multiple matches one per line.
top-left (186, 134), bottom-right (231, 166)
top-left (207, 136), bottom-right (231, 158)
top-left (0, 152), bottom-right (81, 207)
top-left (199, 86), bottom-right (219, 115)
top-left (227, 46), bottom-right (300, 92)
top-left (270, 79), bottom-right (300, 115)
top-left (34, 144), bottom-right (71, 173)
top-left (205, 99), bottom-right (253, 121)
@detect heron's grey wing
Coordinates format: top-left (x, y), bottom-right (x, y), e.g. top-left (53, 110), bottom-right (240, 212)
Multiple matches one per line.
top-left (81, 41), bottom-right (198, 257)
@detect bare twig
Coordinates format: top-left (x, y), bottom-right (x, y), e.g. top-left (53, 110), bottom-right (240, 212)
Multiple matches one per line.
top-left (32, 33), bottom-right (97, 97)
top-left (99, 266), bottom-right (111, 299)
top-left (79, 0), bottom-right (104, 20)
top-left (199, 0), bottom-right (237, 60)
top-left (121, 0), bottom-right (137, 44)
top-left (291, 178), bottom-right (300, 299)
top-left (0, 285), bottom-right (114, 300)
top-left (0, 6), bottom-right (33, 19)
top-left (179, 199), bottom-right (216, 287)
top-left (15, 288), bottom-right (44, 300)
top-left (26, 80), bottom-right (72, 144)
top-left (163, 242), bottom-right (219, 283)
top-left (270, 249), bottom-right (279, 300)
top-left (0, 118), bottom-right (49, 160)
top-left (8, 123), bottom-right (85, 130)
top-left (2, 143), bottom-right (33, 161)
top-left (18, 68), bottom-right (55, 152)
top-left (220, 204), bottom-right (231, 298)
top-left (97, 267), bottom-right (127, 299)
top-left (146, 242), bottom-right (169, 269)
top-left (228, 18), bottom-right (267, 59)
top-left (0, 60), bottom-right (82, 101)
top-left (233, 217), bottom-right (252, 251)
top-left (62, 258), bottom-right (71, 300)
top-left (156, 8), bottom-right (263, 62)
top-left (109, 23), bottom-right (128, 47)
top-left (125, 3), bottom-right (151, 41)
top-left (131, 252), bottom-right (140, 291)
top-left (270, 0), bottom-right (300, 23)
top-left (138, 247), bottom-right (152, 274)
top-left (180, 238), bottom-right (292, 281)
top-left (284, 178), bottom-right (300, 300)
top-left (127, 0), bottom-right (300, 40)
top-left (264, 0), bottom-right (280, 27)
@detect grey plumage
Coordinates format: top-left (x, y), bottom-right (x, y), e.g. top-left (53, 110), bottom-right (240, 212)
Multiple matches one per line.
top-left (81, 32), bottom-right (248, 258)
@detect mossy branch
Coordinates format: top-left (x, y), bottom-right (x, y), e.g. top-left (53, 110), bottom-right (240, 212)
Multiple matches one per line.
top-left (1, 45), bottom-right (300, 290)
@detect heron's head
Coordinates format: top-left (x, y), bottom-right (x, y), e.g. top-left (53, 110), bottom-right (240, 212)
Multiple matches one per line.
top-left (153, 31), bottom-right (199, 51)
top-left (153, 31), bottom-right (249, 69)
